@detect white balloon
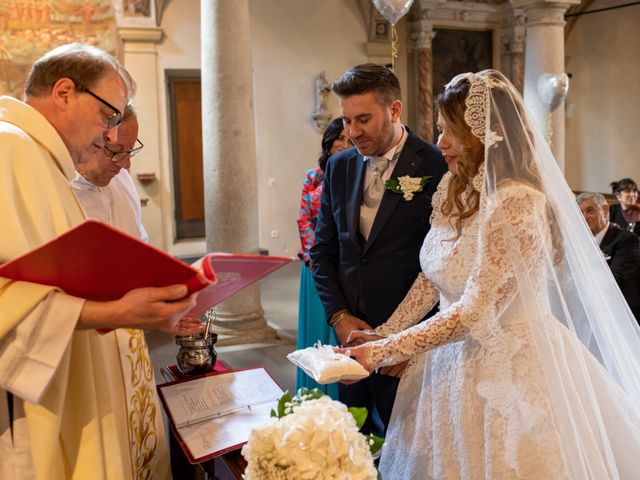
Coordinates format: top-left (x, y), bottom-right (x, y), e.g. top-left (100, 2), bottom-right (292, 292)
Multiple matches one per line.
top-left (372, 0), bottom-right (415, 26)
top-left (537, 73), bottom-right (570, 112)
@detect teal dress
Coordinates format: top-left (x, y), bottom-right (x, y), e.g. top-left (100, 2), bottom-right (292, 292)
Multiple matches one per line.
top-left (296, 167), bottom-right (338, 398)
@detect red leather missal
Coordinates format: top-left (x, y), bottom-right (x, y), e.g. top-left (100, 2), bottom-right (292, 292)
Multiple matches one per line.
top-left (0, 220), bottom-right (215, 301)
top-left (0, 220), bottom-right (293, 315)
top-left (190, 253), bottom-right (294, 315)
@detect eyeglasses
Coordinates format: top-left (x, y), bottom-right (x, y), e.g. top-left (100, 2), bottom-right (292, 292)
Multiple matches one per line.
top-left (104, 138), bottom-right (144, 162)
top-left (76, 84), bottom-right (123, 129)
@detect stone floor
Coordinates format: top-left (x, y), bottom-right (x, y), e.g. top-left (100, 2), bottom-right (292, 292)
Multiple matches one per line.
top-left (147, 260), bottom-right (301, 394)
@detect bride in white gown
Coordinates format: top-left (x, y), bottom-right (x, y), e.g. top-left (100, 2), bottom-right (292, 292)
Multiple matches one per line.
top-left (342, 70), bottom-right (640, 479)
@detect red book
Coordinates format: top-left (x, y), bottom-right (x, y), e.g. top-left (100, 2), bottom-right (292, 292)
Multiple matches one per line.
top-left (0, 220), bottom-right (293, 315)
top-left (190, 253), bottom-right (294, 315)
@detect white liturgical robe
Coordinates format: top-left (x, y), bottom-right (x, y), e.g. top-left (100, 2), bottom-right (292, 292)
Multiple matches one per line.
top-left (0, 96), bottom-right (168, 479)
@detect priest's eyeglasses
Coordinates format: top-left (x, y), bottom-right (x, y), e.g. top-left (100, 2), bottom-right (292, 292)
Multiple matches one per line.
top-left (104, 139), bottom-right (145, 162)
top-left (76, 85), bottom-right (123, 129)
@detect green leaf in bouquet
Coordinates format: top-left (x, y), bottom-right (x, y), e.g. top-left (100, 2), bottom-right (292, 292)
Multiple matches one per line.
top-left (366, 433), bottom-right (384, 457)
top-left (348, 406), bottom-right (368, 429)
top-left (296, 387), bottom-right (324, 401)
top-left (276, 391), bottom-right (293, 418)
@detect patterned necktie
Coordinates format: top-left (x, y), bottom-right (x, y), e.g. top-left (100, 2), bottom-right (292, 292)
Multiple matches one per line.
top-left (360, 156), bottom-right (390, 239)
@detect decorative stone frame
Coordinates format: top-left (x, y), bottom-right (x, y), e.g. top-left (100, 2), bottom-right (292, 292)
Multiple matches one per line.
top-left (113, 0), bottom-right (171, 28)
top-left (407, 0), bottom-right (525, 141)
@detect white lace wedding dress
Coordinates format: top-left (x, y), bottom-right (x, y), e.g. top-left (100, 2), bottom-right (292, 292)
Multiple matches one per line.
top-left (368, 172), bottom-right (640, 479)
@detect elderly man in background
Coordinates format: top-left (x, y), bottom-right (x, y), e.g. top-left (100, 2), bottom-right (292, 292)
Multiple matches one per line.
top-left (71, 102), bottom-right (147, 241)
top-left (0, 44), bottom-right (201, 479)
top-left (578, 192), bottom-right (640, 323)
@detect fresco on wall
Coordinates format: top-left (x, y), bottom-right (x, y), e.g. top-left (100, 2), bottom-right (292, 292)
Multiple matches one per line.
top-left (123, 0), bottom-right (150, 17)
top-left (432, 28), bottom-right (493, 97)
top-left (0, 0), bottom-right (117, 97)
top-left (114, 0), bottom-right (156, 26)
top-left (431, 28), bottom-right (493, 133)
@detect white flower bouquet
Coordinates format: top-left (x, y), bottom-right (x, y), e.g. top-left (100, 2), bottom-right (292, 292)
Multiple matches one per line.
top-left (241, 389), bottom-right (383, 479)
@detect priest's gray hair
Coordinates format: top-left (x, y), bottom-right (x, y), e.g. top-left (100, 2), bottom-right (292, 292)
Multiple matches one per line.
top-left (24, 43), bottom-right (136, 99)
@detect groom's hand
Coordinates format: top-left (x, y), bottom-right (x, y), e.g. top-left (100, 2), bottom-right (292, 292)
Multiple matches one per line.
top-left (332, 314), bottom-right (372, 346)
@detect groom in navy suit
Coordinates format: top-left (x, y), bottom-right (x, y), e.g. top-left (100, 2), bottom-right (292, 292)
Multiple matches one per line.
top-left (310, 64), bottom-right (446, 436)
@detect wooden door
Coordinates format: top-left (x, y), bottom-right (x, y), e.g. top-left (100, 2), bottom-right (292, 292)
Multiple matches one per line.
top-left (167, 70), bottom-right (205, 238)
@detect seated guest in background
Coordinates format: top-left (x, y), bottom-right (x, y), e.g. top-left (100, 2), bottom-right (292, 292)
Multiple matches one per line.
top-left (609, 177), bottom-right (640, 235)
top-left (578, 192), bottom-right (640, 322)
top-left (296, 117), bottom-right (351, 398)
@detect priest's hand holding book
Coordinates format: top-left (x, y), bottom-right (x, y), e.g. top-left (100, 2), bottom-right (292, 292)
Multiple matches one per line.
top-left (79, 284), bottom-right (204, 336)
top-left (0, 221), bottom-right (293, 337)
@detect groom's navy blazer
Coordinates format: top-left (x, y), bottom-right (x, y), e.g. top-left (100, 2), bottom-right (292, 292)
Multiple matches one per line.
top-left (310, 127), bottom-right (447, 329)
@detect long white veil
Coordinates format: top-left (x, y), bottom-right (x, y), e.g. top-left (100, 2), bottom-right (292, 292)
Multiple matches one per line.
top-left (449, 70), bottom-right (640, 477)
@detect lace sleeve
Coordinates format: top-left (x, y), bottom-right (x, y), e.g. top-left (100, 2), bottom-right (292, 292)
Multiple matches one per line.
top-left (372, 272), bottom-right (439, 337)
top-left (366, 184), bottom-right (547, 368)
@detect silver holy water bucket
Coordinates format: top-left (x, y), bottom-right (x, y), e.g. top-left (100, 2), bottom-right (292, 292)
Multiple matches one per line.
top-left (175, 332), bottom-right (218, 375)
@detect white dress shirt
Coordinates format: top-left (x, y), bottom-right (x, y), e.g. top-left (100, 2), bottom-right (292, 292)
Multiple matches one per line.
top-left (70, 169), bottom-right (148, 242)
top-left (594, 222), bottom-right (610, 246)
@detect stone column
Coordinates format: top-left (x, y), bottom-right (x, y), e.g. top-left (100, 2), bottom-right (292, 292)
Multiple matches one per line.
top-left (409, 20), bottom-right (436, 142)
top-left (201, 0), bottom-right (277, 345)
top-left (515, 0), bottom-right (579, 169)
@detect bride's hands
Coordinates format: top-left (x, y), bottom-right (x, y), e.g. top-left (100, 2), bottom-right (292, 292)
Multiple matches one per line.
top-left (345, 329), bottom-right (383, 345)
top-left (338, 330), bottom-right (410, 379)
top-left (335, 344), bottom-right (374, 382)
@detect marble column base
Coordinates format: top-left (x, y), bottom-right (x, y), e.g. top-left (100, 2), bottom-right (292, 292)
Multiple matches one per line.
top-left (212, 309), bottom-right (278, 346)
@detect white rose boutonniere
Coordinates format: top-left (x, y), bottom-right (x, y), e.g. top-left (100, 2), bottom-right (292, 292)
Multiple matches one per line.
top-left (242, 388), bottom-right (383, 480)
top-left (385, 175), bottom-right (432, 201)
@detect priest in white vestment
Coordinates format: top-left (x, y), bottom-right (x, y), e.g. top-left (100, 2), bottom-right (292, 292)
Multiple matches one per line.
top-left (0, 44), bottom-right (202, 480)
